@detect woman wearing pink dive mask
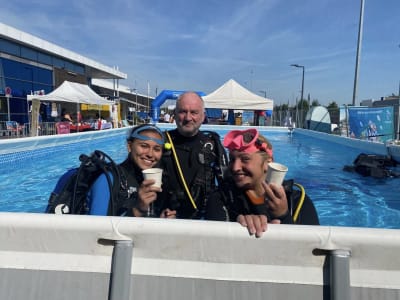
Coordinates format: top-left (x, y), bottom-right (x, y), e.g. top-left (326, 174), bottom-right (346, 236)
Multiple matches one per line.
top-left (206, 128), bottom-right (319, 238)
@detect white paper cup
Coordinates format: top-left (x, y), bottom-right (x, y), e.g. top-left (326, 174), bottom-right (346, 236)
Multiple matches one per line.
top-left (142, 168), bottom-right (163, 188)
top-left (266, 162), bottom-right (288, 186)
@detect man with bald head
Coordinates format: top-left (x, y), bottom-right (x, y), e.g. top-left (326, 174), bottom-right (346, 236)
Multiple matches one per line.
top-left (162, 92), bottom-right (228, 219)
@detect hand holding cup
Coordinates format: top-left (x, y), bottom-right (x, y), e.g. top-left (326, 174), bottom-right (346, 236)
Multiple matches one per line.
top-left (142, 168), bottom-right (163, 188)
top-left (266, 162), bottom-right (288, 186)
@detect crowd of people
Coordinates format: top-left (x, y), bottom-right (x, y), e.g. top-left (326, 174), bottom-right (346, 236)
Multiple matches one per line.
top-left (64, 91), bottom-right (320, 238)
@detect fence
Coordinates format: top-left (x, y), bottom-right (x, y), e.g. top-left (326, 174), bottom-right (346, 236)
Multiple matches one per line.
top-left (0, 121), bottom-right (58, 138)
top-left (272, 108), bottom-right (310, 128)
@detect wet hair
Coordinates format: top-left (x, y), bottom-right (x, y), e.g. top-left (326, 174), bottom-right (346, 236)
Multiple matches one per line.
top-left (257, 134), bottom-right (273, 162)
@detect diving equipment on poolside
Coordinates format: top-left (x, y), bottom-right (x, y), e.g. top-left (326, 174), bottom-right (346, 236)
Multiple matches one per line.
top-left (343, 153), bottom-right (399, 178)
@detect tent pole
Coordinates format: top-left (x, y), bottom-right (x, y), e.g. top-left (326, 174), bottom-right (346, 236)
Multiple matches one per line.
top-left (76, 102), bottom-right (79, 132)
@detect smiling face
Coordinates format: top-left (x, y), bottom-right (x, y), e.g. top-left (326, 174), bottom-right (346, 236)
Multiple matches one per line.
top-left (228, 150), bottom-right (271, 191)
top-left (127, 130), bottom-right (163, 170)
top-left (174, 92), bottom-right (205, 137)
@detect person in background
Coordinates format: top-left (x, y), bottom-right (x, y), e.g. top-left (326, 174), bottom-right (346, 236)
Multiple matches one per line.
top-left (161, 91), bottom-right (228, 219)
top-left (89, 124), bottom-right (175, 218)
top-left (61, 110), bottom-right (74, 123)
top-left (206, 128), bottom-right (319, 238)
top-left (76, 111), bottom-right (83, 124)
top-left (164, 111), bottom-right (171, 123)
top-left (221, 111), bottom-right (227, 121)
top-left (258, 110), bottom-right (266, 126)
top-left (169, 113), bottom-right (175, 123)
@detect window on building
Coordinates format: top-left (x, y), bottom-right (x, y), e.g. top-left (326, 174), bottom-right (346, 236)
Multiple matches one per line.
top-left (21, 46), bottom-right (37, 61)
top-left (0, 38), bottom-right (20, 56)
top-left (38, 52), bottom-right (52, 65)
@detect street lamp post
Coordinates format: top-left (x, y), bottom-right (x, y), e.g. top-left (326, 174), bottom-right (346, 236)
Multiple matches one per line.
top-left (352, 0), bottom-right (365, 106)
top-left (147, 81), bottom-right (151, 109)
top-left (397, 80), bottom-right (400, 140)
top-left (291, 64), bottom-right (305, 127)
top-left (397, 45), bottom-right (400, 141)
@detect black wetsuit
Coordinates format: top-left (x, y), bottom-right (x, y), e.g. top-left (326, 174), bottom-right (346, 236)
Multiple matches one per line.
top-left (117, 157), bottom-right (168, 217)
top-left (161, 129), bottom-right (227, 219)
top-left (205, 179), bottom-right (320, 225)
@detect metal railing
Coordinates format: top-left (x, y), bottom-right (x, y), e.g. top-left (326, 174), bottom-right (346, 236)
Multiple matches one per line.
top-left (0, 120), bottom-right (135, 138)
top-left (0, 121), bottom-right (58, 138)
top-left (0, 121), bottom-right (26, 138)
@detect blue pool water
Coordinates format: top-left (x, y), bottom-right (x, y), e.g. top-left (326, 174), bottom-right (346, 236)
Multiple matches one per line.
top-left (0, 127), bottom-right (399, 229)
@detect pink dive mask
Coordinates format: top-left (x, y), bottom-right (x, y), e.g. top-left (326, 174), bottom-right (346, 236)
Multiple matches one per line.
top-left (223, 128), bottom-right (273, 157)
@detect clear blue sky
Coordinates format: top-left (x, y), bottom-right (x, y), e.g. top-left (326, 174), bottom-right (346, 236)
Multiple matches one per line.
top-left (1, 0), bottom-right (400, 106)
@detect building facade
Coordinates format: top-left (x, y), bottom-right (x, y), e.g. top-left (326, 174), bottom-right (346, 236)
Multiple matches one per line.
top-left (0, 23), bottom-right (151, 126)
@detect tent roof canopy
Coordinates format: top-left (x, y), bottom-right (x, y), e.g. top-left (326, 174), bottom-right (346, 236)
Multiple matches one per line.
top-left (27, 81), bottom-right (112, 105)
top-left (203, 79), bottom-right (273, 110)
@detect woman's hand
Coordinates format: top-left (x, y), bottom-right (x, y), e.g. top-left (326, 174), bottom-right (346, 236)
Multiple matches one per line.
top-left (160, 208), bottom-right (177, 218)
top-left (262, 182), bottom-right (289, 218)
top-left (237, 214), bottom-right (268, 238)
top-left (133, 179), bottom-right (162, 216)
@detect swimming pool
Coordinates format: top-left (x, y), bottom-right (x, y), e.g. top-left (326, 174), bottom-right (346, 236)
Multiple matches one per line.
top-left (0, 125), bottom-right (399, 229)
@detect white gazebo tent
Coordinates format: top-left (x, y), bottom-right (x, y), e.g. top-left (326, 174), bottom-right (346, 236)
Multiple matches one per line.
top-left (27, 80), bottom-right (111, 105)
top-left (27, 81), bottom-right (113, 136)
top-left (203, 79), bottom-right (273, 110)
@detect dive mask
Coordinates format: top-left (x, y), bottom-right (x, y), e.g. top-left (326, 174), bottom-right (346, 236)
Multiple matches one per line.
top-left (223, 128), bottom-right (272, 156)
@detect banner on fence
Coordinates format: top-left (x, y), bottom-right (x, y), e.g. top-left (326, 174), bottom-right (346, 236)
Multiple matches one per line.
top-left (348, 106), bottom-right (394, 142)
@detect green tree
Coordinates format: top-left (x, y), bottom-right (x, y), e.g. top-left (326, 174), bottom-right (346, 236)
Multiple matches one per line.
top-left (281, 103), bottom-right (289, 111)
top-left (327, 101), bottom-right (339, 110)
top-left (297, 99), bottom-right (309, 111)
top-left (311, 99), bottom-right (320, 107)
top-left (326, 101), bottom-right (339, 124)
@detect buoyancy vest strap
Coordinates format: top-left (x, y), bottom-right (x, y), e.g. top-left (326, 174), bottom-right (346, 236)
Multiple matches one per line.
top-left (292, 183), bottom-right (305, 222)
top-left (165, 131), bottom-right (198, 210)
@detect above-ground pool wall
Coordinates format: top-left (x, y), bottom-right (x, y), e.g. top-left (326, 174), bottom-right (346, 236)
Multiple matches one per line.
top-left (0, 213), bottom-right (399, 300)
top-left (294, 128), bottom-right (387, 155)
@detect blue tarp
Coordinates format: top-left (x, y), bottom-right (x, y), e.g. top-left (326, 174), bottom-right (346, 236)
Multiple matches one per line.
top-left (206, 108), bottom-right (222, 119)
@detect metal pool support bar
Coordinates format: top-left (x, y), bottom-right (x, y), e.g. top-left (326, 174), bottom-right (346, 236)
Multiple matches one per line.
top-left (106, 242), bottom-right (352, 300)
top-left (108, 239), bottom-right (133, 300)
top-left (330, 249), bottom-right (351, 300)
